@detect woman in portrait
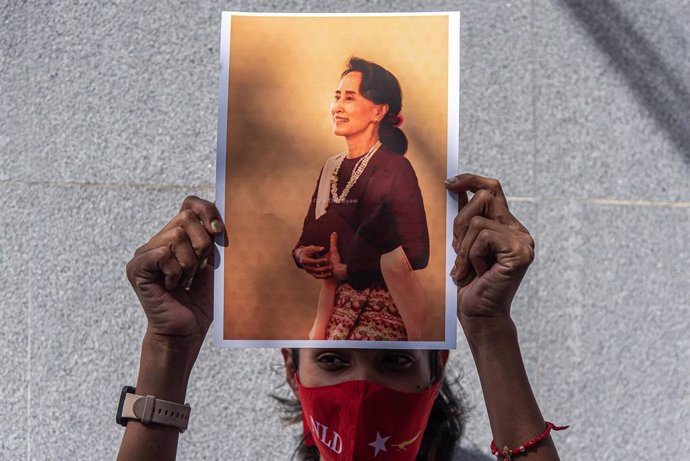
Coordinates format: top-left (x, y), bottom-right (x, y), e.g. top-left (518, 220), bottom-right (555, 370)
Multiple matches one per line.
top-left (293, 57), bottom-right (431, 341)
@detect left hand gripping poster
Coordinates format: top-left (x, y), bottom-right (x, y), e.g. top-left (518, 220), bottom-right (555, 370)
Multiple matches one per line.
top-left (214, 12), bottom-right (459, 348)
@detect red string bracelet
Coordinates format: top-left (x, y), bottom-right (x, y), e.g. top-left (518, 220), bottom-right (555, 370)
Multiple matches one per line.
top-left (490, 421), bottom-right (569, 460)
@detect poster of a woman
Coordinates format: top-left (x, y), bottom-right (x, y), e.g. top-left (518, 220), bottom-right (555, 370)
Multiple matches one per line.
top-left (214, 12), bottom-right (459, 348)
top-left (294, 57), bottom-right (431, 342)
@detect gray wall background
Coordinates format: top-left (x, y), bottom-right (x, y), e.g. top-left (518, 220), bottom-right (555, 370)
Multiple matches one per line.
top-left (1, 0), bottom-right (688, 459)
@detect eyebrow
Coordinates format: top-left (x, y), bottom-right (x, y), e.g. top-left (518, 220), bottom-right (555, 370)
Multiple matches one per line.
top-left (335, 90), bottom-right (358, 96)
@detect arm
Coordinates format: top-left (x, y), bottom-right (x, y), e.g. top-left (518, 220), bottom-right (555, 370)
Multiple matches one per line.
top-left (445, 174), bottom-right (561, 460)
top-left (117, 335), bottom-right (199, 461)
top-left (293, 174), bottom-right (320, 262)
top-left (118, 197), bottom-right (225, 461)
top-left (386, 157), bottom-right (430, 269)
top-left (293, 170), bottom-right (331, 278)
top-left (374, 159), bottom-right (431, 340)
top-left (463, 320), bottom-right (558, 460)
top-left (342, 157), bottom-right (429, 278)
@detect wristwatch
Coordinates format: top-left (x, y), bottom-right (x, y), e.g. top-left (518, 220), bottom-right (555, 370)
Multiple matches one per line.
top-left (116, 386), bottom-right (191, 433)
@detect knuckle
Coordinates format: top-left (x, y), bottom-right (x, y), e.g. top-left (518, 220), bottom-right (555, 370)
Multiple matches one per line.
top-left (178, 209), bottom-right (197, 225)
top-left (469, 215), bottom-right (485, 229)
top-left (179, 259), bottom-right (196, 272)
top-left (487, 178), bottom-right (501, 191)
top-left (153, 246), bottom-right (172, 266)
top-left (476, 228), bottom-right (490, 242)
top-left (125, 259), bottom-right (137, 282)
top-left (200, 199), bottom-right (216, 214)
top-left (167, 266), bottom-right (182, 279)
top-left (474, 188), bottom-right (493, 202)
top-left (192, 241), bottom-right (211, 258)
top-left (496, 209), bottom-right (513, 225)
top-left (525, 234), bottom-right (535, 250)
top-left (169, 226), bottom-right (187, 242)
top-left (523, 244), bottom-right (535, 264)
top-left (181, 195), bottom-right (200, 208)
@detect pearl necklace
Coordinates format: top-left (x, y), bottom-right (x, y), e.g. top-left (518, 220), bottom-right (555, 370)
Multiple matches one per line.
top-left (330, 141), bottom-right (382, 204)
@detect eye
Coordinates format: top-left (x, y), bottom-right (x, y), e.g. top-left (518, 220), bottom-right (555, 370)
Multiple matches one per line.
top-left (382, 353), bottom-right (414, 369)
top-left (315, 352), bottom-right (350, 369)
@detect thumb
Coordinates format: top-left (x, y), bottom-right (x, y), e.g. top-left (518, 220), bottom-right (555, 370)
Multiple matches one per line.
top-left (330, 232), bottom-right (340, 261)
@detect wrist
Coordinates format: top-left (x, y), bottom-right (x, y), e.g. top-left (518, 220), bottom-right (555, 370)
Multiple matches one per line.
top-left (337, 263), bottom-right (348, 282)
top-left (460, 315), bottom-right (517, 353)
top-left (458, 316), bottom-right (556, 457)
top-left (143, 329), bottom-right (206, 355)
top-left (292, 248), bottom-right (304, 268)
top-left (136, 332), bottom-right (204, 403)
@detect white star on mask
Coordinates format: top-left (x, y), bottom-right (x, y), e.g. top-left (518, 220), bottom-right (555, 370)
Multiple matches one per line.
top-left (368, 431), bottom-right (391, 457)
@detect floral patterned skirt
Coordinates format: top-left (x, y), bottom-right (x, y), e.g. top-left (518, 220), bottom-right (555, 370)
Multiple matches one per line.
top-left (325, 283), bottom-right (408, 341)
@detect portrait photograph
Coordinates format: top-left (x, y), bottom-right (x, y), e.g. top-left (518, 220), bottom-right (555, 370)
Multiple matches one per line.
top-left (214, 12), bottom-right (460, 348)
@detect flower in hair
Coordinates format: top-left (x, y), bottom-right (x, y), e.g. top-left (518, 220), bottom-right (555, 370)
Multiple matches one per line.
top-left (389, 113), bottom-right (404, 128)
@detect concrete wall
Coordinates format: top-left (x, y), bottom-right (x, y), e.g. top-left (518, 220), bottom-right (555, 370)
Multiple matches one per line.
top-left (1, 1), bottom-right (688, 459)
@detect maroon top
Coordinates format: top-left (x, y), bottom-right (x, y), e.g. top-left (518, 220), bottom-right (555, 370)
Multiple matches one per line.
top-left (295, 145), bottom-right (429, 290)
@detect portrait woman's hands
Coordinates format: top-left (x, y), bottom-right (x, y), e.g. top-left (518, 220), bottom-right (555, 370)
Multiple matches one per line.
top-left (293, 245), bottom-right (332, 279)
top-left (326, 232), bottom-right (348, 281)
top-left (294, 233), bottom-right (348, 282)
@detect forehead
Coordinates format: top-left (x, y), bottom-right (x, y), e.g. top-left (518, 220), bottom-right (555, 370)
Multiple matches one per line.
top-left (299, 348), bottom-right (430, 362)
top-left (336, 71), bottom-right (363, 93)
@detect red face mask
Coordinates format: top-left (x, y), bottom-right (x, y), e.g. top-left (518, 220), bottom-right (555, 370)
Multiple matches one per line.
top-left (296, 374), bottom-right (441, 461)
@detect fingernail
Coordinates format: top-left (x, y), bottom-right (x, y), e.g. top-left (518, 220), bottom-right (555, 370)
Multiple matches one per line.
top-left (444, 177), bottom-right (458, 185)
top-left (454, 262), bottom-right (466, 280)
top-left (184, 276), bottom-right (194, 291)
top-left (211, 219), bottom-right (222, 232)
top-left (199, 258), bottom-right (208, 270)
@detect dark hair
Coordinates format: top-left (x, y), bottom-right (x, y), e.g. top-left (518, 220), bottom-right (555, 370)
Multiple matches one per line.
top-left (274, 349), bottom-right (466, 461)
top-left (342, 57), bottom-right (408, 155)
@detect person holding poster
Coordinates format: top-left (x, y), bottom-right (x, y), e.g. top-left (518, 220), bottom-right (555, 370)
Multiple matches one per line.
top-left (117, 174), bottom-right (564, 461)
top-left (293, 57), bottom-right (431, 342)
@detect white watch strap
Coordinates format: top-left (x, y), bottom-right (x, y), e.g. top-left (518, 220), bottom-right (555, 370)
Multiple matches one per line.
top-left (121, 393), bottom-right (191, 432)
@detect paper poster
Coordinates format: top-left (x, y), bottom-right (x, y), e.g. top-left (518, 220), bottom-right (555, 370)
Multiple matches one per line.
top-left (214, 12), bottom-right (459, 348)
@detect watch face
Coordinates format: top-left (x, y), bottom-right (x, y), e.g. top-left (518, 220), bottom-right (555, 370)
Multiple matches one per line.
top-left (116, 385), bottom-right (137, 426)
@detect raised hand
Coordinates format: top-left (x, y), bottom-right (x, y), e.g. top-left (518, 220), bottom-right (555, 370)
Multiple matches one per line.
top-left (118, 196), bottom-right (227, 461)
top-left (126, 196), bottom-right (225, 340)
top-left (444, 175), bottom-right (561, 460)
top-left (444, 174), bottom-right (534, 326)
